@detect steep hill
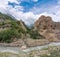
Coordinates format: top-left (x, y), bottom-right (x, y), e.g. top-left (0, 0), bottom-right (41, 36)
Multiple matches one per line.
top-left (0, 13), bottom-right (46, 47)
top-left (0, 13), bottom-right (28, 43)
top-left (34, 15), bottom-right (60, 42)
top-left (1, 13), bottom-right (60, 47)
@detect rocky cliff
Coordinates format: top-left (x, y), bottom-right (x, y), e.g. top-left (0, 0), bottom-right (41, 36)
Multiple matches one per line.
top-left (34, 15), bottom-right (60, 42)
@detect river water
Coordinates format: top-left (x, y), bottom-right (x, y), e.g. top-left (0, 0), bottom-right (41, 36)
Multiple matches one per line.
top-left (0, 42), bottom-right (60, 53)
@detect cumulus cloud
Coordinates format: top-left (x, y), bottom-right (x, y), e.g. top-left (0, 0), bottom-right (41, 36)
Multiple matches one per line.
top-left (0, 0), bottom-right (60, 26)
top-left (30, 0), bottom-right (60, 22)
top-left (0, 0), bottom-right (39, 25)
top-left (0, 0), bottom-right (19, 13)
top-left (7, 8), bottom-right (39, 25)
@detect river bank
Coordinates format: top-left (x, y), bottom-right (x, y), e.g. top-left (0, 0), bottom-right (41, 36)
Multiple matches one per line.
top-left (0, 39), bottom-right (50, 47)
top-left (0, 42), bottom-right (60, 57)
top-left (0, 42), bottom-right (60, 53)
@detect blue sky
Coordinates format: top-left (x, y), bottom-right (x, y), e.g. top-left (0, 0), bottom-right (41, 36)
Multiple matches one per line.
top-left (8, 0), bottom-right (57, 12)
top-left (0, 0), bottom-right (60, 25)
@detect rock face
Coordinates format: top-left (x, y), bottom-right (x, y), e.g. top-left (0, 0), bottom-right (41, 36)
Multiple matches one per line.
top-left (34, 15), bottom-right (60, 30)
top-left (18, 20), bottom-right (27, 31)
top-left (34, 15), bottom-right (60, 42)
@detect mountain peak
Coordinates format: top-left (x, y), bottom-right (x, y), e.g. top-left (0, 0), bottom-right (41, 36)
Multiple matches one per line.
top-left (37, 15), bottom-right (52, 22)
top-left (34, 15), bottom-right (53, 30)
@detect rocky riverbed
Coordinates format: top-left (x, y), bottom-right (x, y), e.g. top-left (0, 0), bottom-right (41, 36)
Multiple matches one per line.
top-left (0, 42), bottom-right (60, 57)
top-left (0, 44), bottom-right (60, 57)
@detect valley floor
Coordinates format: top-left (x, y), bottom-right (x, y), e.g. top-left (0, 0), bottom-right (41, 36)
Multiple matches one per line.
top-left (0, 42), bottom-right (60, 57)
top-left (0, 46), bottom-right (60, 57)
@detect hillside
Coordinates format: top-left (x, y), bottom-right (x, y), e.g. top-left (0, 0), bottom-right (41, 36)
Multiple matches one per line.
top-left (34, 15), bottom-right (60, 42)
top-left (0, 13), bottom-right (60, 47)
top-left (0, 13), bottom-right (28, 43)
top-left (0, 13), bottom-right (46, 47)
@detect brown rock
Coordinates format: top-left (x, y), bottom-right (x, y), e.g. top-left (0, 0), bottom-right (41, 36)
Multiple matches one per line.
top-left (34, 15), bottom-right (60, 42)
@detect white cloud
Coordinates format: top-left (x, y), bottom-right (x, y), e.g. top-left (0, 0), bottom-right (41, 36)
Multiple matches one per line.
top-left (0, 0), bottom-right (8, 13)
top-left (57, 0), bottom-right (60, 4)
top-left (14, 6), bottom-right (24, 11)
top-left (0, 0), bottom-right (60, 26)
top-left (32, 0), bottom-right (38, 2)
top-left (8, 0), bottom-right (20, 4)
top-left (30, 0), bottom-right (60, 22)
top-left (0, 0), bottom-right (39, 25)
top-left (7, 8), bottom-right (39, 25)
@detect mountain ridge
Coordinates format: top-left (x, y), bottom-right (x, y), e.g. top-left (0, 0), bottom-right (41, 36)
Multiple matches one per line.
top-left (0, 13), bottom-right (46, 47)
top-left (0, 13), bottom-right (60, 47)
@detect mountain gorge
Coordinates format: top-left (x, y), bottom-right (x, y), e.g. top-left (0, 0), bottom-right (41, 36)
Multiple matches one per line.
top-left (0, 13), bottom-right (60, 47)
top-left (0, 13), bottom-right (46, 47)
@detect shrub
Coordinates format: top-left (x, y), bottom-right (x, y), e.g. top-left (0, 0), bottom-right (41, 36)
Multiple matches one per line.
top-left (0, 29), bottom-right (20, 43)
top-left (27, 30), bottom-right (45, 39)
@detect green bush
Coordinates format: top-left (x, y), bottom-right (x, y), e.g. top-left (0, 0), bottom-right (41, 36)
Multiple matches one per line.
top-left (27, 30), bottom-right (45, 39)
top-left (0, 29), bottom-right (20, 43)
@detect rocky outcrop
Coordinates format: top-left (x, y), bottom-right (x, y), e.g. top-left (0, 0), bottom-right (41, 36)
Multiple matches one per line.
top-left (34, 15), bottom-right (60, 30)
top-left (34, 16), bottom-right (54, 30)
top-left (17, 20), bottom-right (27, 31)
top-left (34, 15), bottom-right (60, 42)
